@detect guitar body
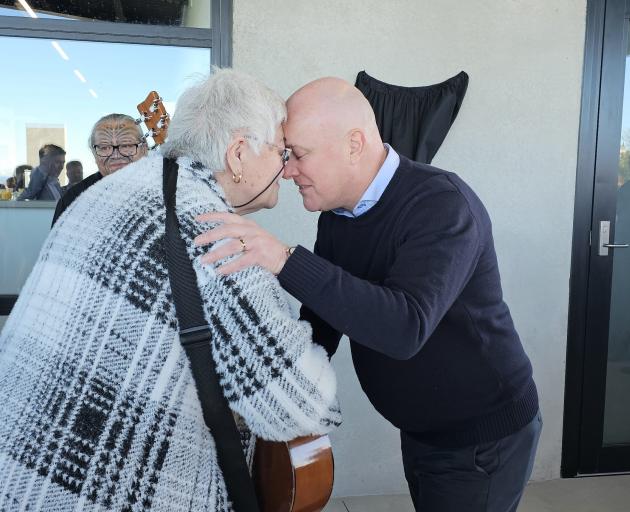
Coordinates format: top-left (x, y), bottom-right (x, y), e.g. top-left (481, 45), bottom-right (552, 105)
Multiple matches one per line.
top-left (253, 435), bottom-right (334, 512)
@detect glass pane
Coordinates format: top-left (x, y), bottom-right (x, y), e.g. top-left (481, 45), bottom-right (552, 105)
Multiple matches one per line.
top-left (0, 0), bottom-right (211, 28)
top-left (603, 21), bottom-right (630, 446)
top-left (0, 35), bottom-right (210, 296)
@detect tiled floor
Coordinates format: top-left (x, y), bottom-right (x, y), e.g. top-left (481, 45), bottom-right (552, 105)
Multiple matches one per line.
top-left (324, 474), bottom-right (630, 511)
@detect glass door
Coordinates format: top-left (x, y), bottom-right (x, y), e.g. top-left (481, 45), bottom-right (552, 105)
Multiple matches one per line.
top-left (601, 18), bottom-right (630, 450)
top-left (575, 0), bottom-right (630, 474)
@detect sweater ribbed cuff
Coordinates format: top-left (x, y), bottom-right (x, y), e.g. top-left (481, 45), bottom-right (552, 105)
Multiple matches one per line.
top-left (278, 245), bottom-right (330, 304)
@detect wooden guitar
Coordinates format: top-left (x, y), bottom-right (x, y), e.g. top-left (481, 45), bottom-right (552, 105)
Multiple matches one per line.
top-left (137, 91), bottom-right (170, 146)
top-left (253, 434), bottom-right (334, 512)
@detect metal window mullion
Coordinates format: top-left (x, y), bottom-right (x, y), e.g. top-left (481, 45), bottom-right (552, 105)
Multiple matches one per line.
top-left (0, 16), bottom-right (213, 47)
top-left (211, 0), bottom-right (232, 66)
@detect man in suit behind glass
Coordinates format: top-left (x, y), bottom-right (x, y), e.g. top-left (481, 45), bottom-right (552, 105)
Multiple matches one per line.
top-left (18, 144), bottom-right (65, 201)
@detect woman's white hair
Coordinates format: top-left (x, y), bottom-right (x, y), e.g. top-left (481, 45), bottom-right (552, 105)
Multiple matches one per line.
top-left (161, 68), bottom-right (287, 171)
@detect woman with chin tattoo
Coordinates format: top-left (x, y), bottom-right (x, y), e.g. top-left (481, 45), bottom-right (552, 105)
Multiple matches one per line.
top-left (52, 113), bottom-right (148, 225)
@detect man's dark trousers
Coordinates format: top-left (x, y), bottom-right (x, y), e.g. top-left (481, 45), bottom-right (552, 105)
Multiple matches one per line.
top-left (401, 411), bottom-right (542, 512)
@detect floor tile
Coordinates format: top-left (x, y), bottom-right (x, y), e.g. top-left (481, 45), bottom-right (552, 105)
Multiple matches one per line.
top-left (323, 474), bottom-right (630, 512)
top-left (518, 475), bottom-right (630, 512)
top-left (322, 499), bottom-right (349, 512)
top-left (329, 494), bottom-right (414, 512)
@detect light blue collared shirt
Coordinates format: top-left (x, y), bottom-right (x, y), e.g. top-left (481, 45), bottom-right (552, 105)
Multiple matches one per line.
top-left (332, 144), bottom-right (400, 218)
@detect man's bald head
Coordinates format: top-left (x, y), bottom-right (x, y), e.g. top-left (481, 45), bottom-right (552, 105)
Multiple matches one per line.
top-left (282, 77), bottom-right (388, 212)
top-left (287, 77), bottom-right (381, 142)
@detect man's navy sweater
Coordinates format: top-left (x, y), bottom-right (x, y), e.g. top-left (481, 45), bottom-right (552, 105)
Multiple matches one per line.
top-left (279, 155), bottom-right (538, 447)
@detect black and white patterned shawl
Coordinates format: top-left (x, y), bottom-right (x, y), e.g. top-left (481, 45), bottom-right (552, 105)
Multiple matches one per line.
top-left (0, 154), bottom-right (341, 511)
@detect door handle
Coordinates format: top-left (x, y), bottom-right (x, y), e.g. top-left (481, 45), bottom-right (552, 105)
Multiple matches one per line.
top-left (598, 221), bottom-right (630, 255)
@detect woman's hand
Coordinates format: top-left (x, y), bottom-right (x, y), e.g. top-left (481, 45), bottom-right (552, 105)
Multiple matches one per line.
top-left (195, 212), bottom-right (289, 275)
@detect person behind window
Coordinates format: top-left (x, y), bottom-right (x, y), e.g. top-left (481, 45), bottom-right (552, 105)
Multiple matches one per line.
top-left (3, 177), bottom-right (16, 201)
top-left (61, 160), bottom-right (84, 194)
top-left (0, 69), bottom-right (341, 510)
top-left (14, 164), bottom-right (32, 190)
top-left (52, 114), bottom-right (148, 225)
top-left (17, 144), bottom-right (65, 201)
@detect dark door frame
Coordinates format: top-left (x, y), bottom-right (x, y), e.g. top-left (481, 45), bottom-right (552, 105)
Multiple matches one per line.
top-left (563, 0), bottom-right (630, 477)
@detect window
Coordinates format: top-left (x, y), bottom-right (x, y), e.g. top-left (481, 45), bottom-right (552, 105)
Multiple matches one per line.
top-left (0, 36), bottom-right (210, 184)
top-left (0, 0), bottom-right (212, 28)
top-left (0, 0), bottom-right (232, 315)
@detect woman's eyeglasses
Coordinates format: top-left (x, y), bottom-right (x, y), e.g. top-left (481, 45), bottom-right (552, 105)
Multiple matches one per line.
top-left (244, 135), bottom-right (292, 166)
top-left (93, 143), bottom-right (143, 157)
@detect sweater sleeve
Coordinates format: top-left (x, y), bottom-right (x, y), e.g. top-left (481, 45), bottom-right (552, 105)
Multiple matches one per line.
top-left (298, 235), bottom-right (343, 358)
top-left (175, 194), bottom-right (342, 441)
top-left (279, 189), bottom-right (482, 360)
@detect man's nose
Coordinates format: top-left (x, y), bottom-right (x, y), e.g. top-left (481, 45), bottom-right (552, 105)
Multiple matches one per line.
top-left (282, 159), bottom-right (298, 180)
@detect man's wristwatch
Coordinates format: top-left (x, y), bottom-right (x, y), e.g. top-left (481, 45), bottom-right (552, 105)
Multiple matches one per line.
top-left (284, 245), bottom-right (297, 260)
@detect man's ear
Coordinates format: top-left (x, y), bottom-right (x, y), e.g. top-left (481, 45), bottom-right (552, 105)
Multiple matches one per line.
top-left (225, 136), bottom-right (245, 176)
top-left (348, 129), bottom-right (365, 164)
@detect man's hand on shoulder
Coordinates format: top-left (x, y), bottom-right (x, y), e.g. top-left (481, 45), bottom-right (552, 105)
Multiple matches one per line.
top-left (195, 211), bottom-right (291, 275)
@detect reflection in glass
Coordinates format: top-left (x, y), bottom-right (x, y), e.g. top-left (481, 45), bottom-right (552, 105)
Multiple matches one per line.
top-left (0, 0), bottom-right (211, 28)
top-left (603, 21), bottom-right (630, 446)
top-left (0, 35), bottom-right (210, 189)
top-left (0, 35), bottom-right (210, 300)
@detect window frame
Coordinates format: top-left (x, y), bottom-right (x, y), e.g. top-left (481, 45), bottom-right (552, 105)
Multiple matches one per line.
top-left (0, 0), bottom-right (232, 64)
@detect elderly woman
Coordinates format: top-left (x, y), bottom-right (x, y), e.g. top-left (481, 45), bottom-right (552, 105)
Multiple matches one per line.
top-left (0, 69), bottom-right (341, 510)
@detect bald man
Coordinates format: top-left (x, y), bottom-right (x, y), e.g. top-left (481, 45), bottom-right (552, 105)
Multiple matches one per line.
top-left (196, 77), bottom-right (541, 512)
top-left (52, 113), bottom-right (147, 226)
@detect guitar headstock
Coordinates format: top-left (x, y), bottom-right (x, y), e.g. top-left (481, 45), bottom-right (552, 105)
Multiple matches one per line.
top-left (137, 91), bottom-right (170, 146)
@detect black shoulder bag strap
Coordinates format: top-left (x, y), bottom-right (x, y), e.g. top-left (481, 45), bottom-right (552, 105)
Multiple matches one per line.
top-left (162, 157), bottom-right (260, 512)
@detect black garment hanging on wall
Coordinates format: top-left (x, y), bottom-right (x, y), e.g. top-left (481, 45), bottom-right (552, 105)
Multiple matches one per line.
top-left (355, 70), bottom-right (468, 164)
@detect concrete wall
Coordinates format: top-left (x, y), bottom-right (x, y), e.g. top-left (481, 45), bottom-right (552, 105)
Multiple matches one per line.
top-left (233, 0), bottom-right (587, 497)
